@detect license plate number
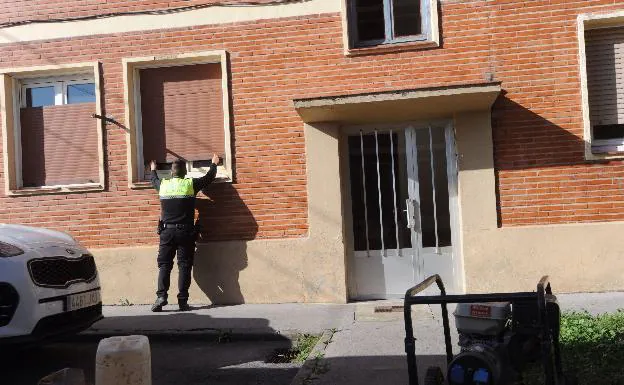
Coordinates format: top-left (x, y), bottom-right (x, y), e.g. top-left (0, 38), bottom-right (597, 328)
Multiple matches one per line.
top-left (67, 290), bottom-right (101, 311)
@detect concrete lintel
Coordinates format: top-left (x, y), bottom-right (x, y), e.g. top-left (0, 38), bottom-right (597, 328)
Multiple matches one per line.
top-left (294, 82), bottom-right (502, 124)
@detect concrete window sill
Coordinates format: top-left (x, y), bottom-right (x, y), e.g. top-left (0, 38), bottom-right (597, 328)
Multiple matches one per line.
top-left (8, 183), bottom-right (104, 196)
top-left (346, 40), bottom-right (439, 57)
top-left (130, 177), bottom-right (232, 190)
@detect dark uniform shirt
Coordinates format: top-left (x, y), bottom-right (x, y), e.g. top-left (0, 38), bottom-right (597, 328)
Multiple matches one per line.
top-left (150, 163), bottom-right (217, 225)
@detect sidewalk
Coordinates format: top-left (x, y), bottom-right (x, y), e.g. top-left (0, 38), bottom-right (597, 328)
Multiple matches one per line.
top-left (307, 292), bottom-right (624, 385)
top-left (88, 303), bottom-right (356, 339)
top-left (87, 292), bottom-right (623, 385)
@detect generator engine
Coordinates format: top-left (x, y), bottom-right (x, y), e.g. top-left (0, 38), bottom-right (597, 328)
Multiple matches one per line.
top-left (447, 297), bottom-right (560, 385)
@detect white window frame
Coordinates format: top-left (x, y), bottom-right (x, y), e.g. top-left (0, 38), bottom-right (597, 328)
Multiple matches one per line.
top-left (342, 0), bottom-right (439, 54)
top-left (20, 75), bottom-right (95, 108)
top-left (578, 10), bottom-right (624, 160)
top-left (122, 50), bottom-right (233, 188)
top-left (0, 62), bottom-right (105, 195)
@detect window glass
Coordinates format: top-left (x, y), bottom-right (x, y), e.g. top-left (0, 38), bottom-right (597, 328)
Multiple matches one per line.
top-left (393, 0), bottom-right (421, 37)
top-left (67, 83), bottom-right (96, 104)
top-left (25, 86), bottom-right (55, 108)
top-left (355, 0), bottom-right (386, 42)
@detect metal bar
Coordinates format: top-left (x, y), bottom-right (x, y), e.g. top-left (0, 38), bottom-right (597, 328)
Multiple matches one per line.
top-left (404, 292), bottom-right (538, 305)
top-left (390, 130), bottom-right (401, 256)
top-left (404, 306), bottom-right (419, 385)
top-left (360, 131), bottom-right (371, 257)
top-left (404, 274), bottom-right (453, 385)
top-left (428, 126), bottom-right (440, 253)
top-left (441, 302), bottom-right (453, 363)
top-left (538, 276), bottom-right (555, 385)
top-left (375, 130), bottom-right (385, 257)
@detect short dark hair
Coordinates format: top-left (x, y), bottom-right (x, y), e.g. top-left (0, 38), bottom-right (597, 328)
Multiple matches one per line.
top-left (172, 159), bottom-right (186, 169)
top-left (171, 159), bottom-right (187, 177)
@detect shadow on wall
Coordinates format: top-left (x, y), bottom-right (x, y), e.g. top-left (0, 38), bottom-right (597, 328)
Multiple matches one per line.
top-left (194, 183), bottom-right (258, 305)
top-left (489, 95), bottom-right (620, 226)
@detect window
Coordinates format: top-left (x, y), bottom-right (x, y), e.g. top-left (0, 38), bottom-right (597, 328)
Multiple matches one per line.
top-left (19, 76), bottom-right (99, 187)
top-left (585, 26), bottom-right (624, 154)
top-left (21, 77), bottom-right (96, 107)
top-left (347, 0), bottom-right (437, 49)
top-left (0, 63), bottom-right (104, 195)
top-left (123, 51), bottom-right (233, 187)
top-left (139, 63), bottom-right (224, 178)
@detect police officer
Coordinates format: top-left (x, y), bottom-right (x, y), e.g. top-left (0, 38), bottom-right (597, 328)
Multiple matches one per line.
top-left (149, 154), bottom-right (219, 312)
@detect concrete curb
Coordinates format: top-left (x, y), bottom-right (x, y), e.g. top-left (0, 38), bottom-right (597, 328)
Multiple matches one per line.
top-left (74, 329), bottom-right (295, 343)
top-left (289, 329), bottom-right (335, 385)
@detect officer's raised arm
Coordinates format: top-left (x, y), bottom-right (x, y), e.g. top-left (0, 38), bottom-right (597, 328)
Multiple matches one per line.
top-left (150, 160), bottom-right (161, 191)
top-left (193, 153), bottom-right (219, 192)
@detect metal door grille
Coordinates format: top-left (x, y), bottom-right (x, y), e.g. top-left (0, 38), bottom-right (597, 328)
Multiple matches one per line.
top-left (348, 127), bottom-right (452, 256)
top-left (348, 130), bottom-right (411, 256)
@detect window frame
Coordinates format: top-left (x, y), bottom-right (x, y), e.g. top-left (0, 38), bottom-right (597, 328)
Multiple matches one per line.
top-left (122, 51), bottom-right (233, 188)
top-left (343, 0), bottom-right (439, 54)
top-left (349, 0), bottom-right (429, 47)
top-left (578, 11), bottom-right (624, 160)
top-left (0, 62), bottom-right (105, 196)
top-left (20, 75), bottom-right (95, 108)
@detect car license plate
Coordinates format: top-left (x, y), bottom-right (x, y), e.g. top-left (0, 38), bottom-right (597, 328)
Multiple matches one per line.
top-left (67, 290), bottom-right (101, 311)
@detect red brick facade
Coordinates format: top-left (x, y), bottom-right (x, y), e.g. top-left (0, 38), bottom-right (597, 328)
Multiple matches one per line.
top-left (1, 1), bottom-right (623, 247)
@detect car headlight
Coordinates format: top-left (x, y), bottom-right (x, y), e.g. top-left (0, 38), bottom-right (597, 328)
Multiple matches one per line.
top-left (0, 241), bottom-right (24, 257)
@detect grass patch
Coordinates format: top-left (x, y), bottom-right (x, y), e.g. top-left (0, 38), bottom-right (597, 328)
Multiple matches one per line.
top-left (293, 334), bottom-right (322, 363)
top-left (525, 310), bottom-right (624, 385)
top-left (266, 334), bottom-right (321, 364)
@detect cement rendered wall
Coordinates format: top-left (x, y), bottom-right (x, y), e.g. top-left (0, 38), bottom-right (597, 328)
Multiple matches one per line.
top-left (94, 123), bottom-right (347, 305)
top-left (456, 111), bottom-right (624, 294)
top-left (94, 111), bottom-right (624, 305)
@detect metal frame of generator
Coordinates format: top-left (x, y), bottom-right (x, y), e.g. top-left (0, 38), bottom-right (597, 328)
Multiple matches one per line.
top-left (404, 275), bottom-right (576, 385)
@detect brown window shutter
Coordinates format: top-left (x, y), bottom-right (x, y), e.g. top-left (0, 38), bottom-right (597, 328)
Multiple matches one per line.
top-left (139, 63), bottom-right (225, 165)
top-left (20, 103), bottom-right (99, 187)
top-left (586, 27), bottom-right (624, 128)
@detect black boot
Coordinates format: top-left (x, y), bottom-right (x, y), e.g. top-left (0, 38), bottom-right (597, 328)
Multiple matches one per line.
top-left (151, 297), bottom-right (168, 312)
top-left (178, 300), bottom-right (191, 312)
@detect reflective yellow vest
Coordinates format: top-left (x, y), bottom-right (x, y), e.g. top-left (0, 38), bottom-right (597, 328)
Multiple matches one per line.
top-left (159, 177), bottom-right (195, 199)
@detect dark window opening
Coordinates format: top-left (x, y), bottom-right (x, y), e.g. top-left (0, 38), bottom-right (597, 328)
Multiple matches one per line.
top-left (354, 0), bottom-right (385, 42)
top-left (351, 0), bottom-right (424, 46)
top-left (593, 124), bottom-right (624, 141)
top-left (393, 0), bottom-right (421, 37)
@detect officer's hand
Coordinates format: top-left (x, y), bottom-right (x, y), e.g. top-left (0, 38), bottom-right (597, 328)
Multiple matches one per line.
top-left (150, 160), bottom-right (157, 171)
top-left (212, 154), bottom-right (220, 165)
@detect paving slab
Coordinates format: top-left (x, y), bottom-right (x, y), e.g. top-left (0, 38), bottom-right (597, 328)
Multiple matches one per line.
top-left (557, 292), bottom-right (624, 315)
top-left (89, 303), bottom-right (355, 338)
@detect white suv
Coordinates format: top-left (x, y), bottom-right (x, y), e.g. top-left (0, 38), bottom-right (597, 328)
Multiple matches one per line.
top-left (0, 224), bottom-right (102, 344)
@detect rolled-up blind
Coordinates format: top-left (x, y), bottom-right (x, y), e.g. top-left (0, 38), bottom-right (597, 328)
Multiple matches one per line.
top-left (586, 27), bottom-right (624, 131)
top-left (20, 103), bottom-right (99, 187)
top-left (139, 63), bottom-right (225, 164)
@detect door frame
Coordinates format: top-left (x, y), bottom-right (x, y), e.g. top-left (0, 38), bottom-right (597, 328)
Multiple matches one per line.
top-left (340, 119), bottom-right (463, 300)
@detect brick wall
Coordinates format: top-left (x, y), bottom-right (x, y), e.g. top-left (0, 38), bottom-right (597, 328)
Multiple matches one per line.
top-left (1, 0), bottom-right (624, 247)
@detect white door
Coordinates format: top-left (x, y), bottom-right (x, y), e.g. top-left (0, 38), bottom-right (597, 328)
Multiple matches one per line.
top-left (347, 123), bottom-right (460, 300)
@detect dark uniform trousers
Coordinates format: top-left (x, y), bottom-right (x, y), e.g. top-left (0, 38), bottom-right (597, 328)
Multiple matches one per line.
top-left (156, 227), bottom-right (196, 302)
top-left (151, 165), bottom-right (217, 303)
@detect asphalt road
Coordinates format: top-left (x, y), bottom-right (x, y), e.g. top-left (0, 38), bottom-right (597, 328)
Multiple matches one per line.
top-left (0, 336), bottom-right (300, 385)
